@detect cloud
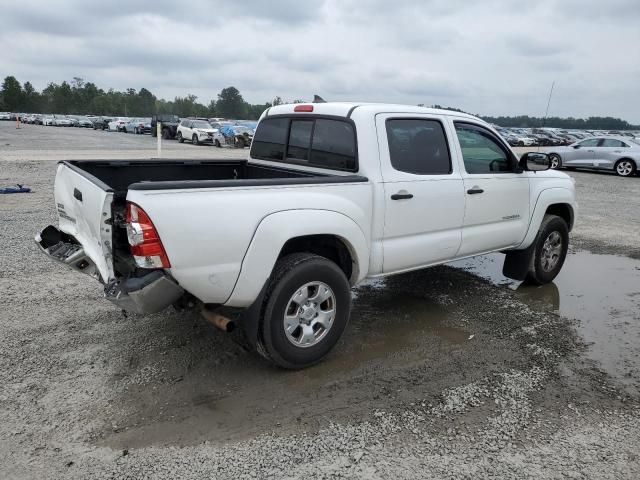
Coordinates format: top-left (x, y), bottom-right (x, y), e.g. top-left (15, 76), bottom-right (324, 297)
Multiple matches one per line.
top-left (0, 0), bottom-right (638, 122)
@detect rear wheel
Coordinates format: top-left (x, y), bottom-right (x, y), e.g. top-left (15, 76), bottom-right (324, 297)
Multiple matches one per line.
top-left (177, 131), bottom-right (184, 143)
top-left (615, 159), bottom-right (636, 177)
top-left (549, 153), bottom-right (562, 169)
top-left (524, 214), bottom-right (569, 285)
top-left (258, 253), bottom-right (351, 369)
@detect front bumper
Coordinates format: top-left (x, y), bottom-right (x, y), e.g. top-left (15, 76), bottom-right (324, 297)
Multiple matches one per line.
top-left (36, 225), bottom-right (183, 314)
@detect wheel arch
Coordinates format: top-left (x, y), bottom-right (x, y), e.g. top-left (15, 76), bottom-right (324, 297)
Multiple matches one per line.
top-left (545, 203), bottom-right (574, 231)
top-left (225, 209), bottom-right (369, 307)
top-left (517, 188), bottom-right (577, 250)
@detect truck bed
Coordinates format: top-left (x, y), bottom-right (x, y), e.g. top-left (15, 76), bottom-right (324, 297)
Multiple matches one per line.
top-left (63, 159), bottom-right (367, 194)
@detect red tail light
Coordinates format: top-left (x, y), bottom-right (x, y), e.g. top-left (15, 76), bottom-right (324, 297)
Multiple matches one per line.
top-left (125, 202), bottom-right (170, 269)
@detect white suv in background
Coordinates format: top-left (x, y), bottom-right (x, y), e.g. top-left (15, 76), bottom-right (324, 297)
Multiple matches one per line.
top-left (176, 119), bottom-right (224, 145)
top-left (107, 117), bottom-right (130, 132)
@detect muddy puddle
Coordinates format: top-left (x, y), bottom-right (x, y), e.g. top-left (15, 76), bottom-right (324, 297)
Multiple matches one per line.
top-left (451, 249), bottom-right (640, 392)
top-left (105, 287), bottom-right (472, 449)
top-left (104, 249), bottom-right (639, 449)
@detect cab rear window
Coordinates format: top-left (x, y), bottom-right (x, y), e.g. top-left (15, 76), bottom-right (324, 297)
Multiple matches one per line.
top-left (251, 116), bottom-right (358, 172)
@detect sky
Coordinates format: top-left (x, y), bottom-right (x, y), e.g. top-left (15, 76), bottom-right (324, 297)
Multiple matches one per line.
top-left (1, 0), bottom-right (639, 122)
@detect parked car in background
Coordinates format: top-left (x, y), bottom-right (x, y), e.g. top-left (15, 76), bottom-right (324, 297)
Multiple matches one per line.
top-left (92, 117), bottom-right (113, 130)
top-left (151, 114), bottom-right (180, 139)
top-left (43, 116), bottom-right (56, 126)
top-left (547, 137), bottom-right (639, 176)
top-left (54, 116), bottom-right (73, 127)
top-left (73, 116), bottom-right (94, 128)
top-left (176, 119), bottom-right (223, 145)
top-left (220, 124), bottom-right (254, 148)
top-left (0, 112), bottom-right (11, 121)
top-left (124, 118), bottom-right (152, 134)
top-left (108, 117), bottom-right (130, 132)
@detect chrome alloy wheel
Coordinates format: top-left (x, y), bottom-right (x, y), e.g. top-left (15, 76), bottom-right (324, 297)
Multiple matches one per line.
top-left (616, 160), bottom-right (634, 176)
top-left (541, 231), bottom-right (562, 272)
top-left (283, 281), bottom-right (336, 348)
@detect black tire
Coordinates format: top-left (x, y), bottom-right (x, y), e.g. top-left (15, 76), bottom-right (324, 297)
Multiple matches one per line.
top-left (549, 153), bottom-right (562, 169)
top-left (614, 159), bottom-right (636, 177)
top-left (134, 127), bottom-right (139, 134)
top-left (215, 139), bottom-right (221, 148)
top-left (236, 137), bottom-right (246, 148)
top-left (259, 253), bottom-right (351, 369)
top-left (177, 131), bottom-right (184, 143)
top-left (524, 214), bottom-right (569, 285)
top-left (162, 128), bottom-right (171, 140)
top-left (192, 134), bottom-right (199, 145)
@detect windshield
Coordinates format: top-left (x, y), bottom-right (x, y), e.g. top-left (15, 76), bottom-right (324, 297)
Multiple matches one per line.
top-left (192, 120), bottom-right (212, 129)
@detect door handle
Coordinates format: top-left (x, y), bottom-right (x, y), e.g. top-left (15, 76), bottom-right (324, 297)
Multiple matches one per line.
top-left (391, 191), bottom-right (413, 200)
top-left (466, 187), bottom-right (484, 195)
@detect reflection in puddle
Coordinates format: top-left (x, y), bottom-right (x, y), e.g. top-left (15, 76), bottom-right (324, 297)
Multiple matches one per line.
top-left (297, 291), bottom-right (469, 381)
top-left (451, 250), bottom-right (640, 390)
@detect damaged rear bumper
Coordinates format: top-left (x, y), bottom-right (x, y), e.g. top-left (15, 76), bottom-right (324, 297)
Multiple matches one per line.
top-left (103, 272), bottom-right (183, 314)
top-left (35, 225), bottom-right (183, 314)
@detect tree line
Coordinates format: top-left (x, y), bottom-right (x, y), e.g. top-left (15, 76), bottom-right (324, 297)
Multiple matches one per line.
top-left (2, 76), bottom-right (638, 129)
top-left (0, 76), bottom-right (274, 120)
top-left (429, 105), bottom-right (639, 130)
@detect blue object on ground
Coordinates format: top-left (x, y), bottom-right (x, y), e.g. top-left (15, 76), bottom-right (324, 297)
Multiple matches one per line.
top-left (0, 184), bottom-right (31, 194)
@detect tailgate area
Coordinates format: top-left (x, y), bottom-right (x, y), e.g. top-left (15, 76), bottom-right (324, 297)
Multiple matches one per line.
top-left (53, 162), bottom-right (115, 282)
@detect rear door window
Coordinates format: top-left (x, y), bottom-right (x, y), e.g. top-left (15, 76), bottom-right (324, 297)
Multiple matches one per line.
top-left (251, 117), bottom-right (289, 160)
top-left (386, 119), bottom-right (451, 174)
top-left (601, 139), bottom-right (625, 147)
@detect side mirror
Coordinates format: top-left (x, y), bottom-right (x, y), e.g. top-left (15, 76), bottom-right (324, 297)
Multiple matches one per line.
top-left (573, 144), bottom-right (580, 149)
top-left (519, 152), bottom-right (550, 171)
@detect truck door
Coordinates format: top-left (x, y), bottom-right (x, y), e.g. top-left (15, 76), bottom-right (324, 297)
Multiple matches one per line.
top-left (450, 121), bottom-right (530, 256)
top-left (376, 114), bottom-right (465, 273)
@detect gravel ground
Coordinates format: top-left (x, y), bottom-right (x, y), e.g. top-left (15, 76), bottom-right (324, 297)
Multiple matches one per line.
top-left (1, 122), bottom-right (639, 479)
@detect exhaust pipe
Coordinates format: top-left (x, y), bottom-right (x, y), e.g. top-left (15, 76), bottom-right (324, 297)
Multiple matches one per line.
top-left (201, 307), bottom-right (236, 333)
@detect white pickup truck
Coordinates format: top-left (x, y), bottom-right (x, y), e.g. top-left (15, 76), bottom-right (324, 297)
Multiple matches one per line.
top-left (37, 103), bottom-right (577, 368)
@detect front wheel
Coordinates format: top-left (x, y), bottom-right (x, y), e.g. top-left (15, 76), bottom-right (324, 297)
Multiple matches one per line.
top-left (549, 154), bottom-right (562, 169)
top-left (192, 134), bottom-right (199, 145)
top-left (259, 253), bottom-right (351, 369)
top-left (162, 128), bottom-right (171, 140)
top-left (615, 159), bottom-right (636, 177)
top-left (524, 214), bottom-right (569, 285)
top-left (214, 139), bottom-right (221, 148)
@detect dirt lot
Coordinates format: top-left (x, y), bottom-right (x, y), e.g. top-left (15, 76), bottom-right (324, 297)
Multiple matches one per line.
top-left (1, 122), bottom-right (639, 479)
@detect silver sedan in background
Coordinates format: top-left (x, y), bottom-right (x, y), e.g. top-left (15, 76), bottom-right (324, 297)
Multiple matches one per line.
top-left (547, 136), bottom-right (639, 177)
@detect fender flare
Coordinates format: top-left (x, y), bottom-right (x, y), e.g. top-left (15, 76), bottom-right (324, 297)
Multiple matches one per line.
top-left (225, 209), bottom-right (369, 307)
top-left (517, 187), bottom-right (576, 250)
